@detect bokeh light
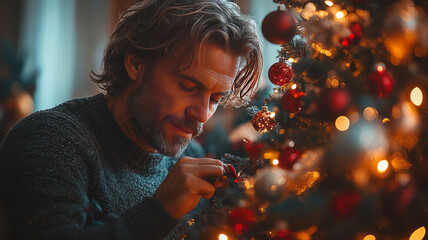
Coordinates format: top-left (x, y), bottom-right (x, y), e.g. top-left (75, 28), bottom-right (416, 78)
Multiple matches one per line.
top-left (377, 160), bottom-right (389, 173)
top-left (409, 226), bottom-right (426, 240)
top-left (325, 0), bottom-right (333, 6)
top-left (363, 234), bottom-right (376, 240)
top-left (363, 107), bottom-right (378, 121)
top-left (335, 116), bottom-right (350, 131)
top-left (336, 10), bottom-right (346, 19)
top-left (219, 233), bottom-right (228, 240)
top-left (410, 87), bottom-right (423, 106)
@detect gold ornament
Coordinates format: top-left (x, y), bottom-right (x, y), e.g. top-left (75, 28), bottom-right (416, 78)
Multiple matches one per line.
top-left (251, 106), bottom-right (276, 133)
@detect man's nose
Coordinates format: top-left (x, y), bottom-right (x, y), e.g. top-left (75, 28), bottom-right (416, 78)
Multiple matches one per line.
top-left (186, 97), bottom-right (211, 123)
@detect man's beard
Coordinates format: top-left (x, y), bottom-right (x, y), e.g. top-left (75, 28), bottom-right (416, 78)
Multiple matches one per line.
top-left (127, 83), bottom-right (203, 157)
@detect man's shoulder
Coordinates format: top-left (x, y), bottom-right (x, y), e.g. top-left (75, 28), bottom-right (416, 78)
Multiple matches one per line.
top-left (2, 94), bottom-right (104, 147)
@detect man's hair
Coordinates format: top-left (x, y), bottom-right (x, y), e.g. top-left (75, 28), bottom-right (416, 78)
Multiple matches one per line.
top-left (91, 0), bottom-right (262, 107)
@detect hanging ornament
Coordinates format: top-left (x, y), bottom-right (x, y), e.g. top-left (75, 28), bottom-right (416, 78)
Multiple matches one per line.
top-left (368, 66), bottom-right (395, 98)
top-left (281, 89), bottom-right (304, 114)
top-left (254, 166), bottom-right (287, 202)
top-left (278, 147), bottom-right (301, 170)
top-left (331, 190), bottom-right (360, 216)
top-left (268, 61), bottom-right (294, 86)
top-left (243, 139), bottom-right (264, 161)
top-left (229, 207), bottom-right (256, 235)
top-left (251, 106), bottom-right (276, 133)
top-left (262, 7), bottom-right (297, 45)
top-left (317, 88), bottom-right (351, 120)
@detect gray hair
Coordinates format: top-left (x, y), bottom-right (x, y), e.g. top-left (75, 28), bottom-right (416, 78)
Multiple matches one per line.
top-left (91, 0), bottom-right (262, 107)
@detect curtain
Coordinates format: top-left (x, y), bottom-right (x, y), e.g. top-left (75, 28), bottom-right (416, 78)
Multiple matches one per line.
top-left (19, 0), bottom-right (110, 111)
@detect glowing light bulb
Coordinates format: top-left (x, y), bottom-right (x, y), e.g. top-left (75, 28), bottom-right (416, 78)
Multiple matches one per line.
top-left (291, 84), bottom-right (297, 89)
top-left (377, 160), bottom-right (389, 173)
top-left (270, 112), bottom-right (276, 118)
top-left (325, 0), bottom-right (333, 6)
top-left (336, 11), bottom-right (345, 19)
top-left (410, 87), bottom-right (423, 106)
top-left (335, 116), bottom-right (350, 131)
top-left (272, 159), bottom-right (279, 165)
top-left (409, 226), bottom-right (426, 240)
top-left (219, 233), bottom-right (228, 240)
top-left (363, 235), bottom-right (376, 240)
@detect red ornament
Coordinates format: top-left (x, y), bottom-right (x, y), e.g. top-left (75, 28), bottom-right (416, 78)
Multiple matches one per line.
top-left (278, 147), bottom-right (301, 170)
top-left (268, 62), bottom-right (294, 86)
top-left (281, 89), bottom-right (304, 114)
top-left (317, 88), bottom-right (351, 120)
top-left (252, 106), bottom-right (276, 133)
top-left (262, 9), bottom-right (296, 44)
top-left (331, 190), bottom-right (360, 216)
top-left (368, 70), bottom-right (394, 98)
top-left (243, 140), bottom-right (264, 161)
top-left (229, 207), bottom-right (256, 235)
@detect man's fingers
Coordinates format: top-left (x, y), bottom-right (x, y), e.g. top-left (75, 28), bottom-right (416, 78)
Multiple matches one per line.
top-left (189, 175), bottom-right (216, 199)
top-left (193, 165), bottom-right (224, 178)
top-left (178, 157), bottom-right (225, 167)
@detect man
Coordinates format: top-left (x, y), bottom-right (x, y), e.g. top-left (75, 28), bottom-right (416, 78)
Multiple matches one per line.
top-left (0, 0), bottom-right (262, 239)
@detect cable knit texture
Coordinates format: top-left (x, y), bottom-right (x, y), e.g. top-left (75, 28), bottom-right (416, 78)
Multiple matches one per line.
top-left (0, 94), bottom-right (204, 240)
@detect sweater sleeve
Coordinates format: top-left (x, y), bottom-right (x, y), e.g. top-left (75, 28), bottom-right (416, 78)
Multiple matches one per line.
top-left (0, 111), bottom-right (177, 240)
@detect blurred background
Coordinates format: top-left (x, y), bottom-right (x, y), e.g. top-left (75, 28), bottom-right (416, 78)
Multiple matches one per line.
top-left (0, 0), bottom-right (279, 148)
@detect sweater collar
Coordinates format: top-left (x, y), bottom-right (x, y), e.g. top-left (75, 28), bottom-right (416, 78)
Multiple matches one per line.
top-left (87, 94), bottom-right (174, 171)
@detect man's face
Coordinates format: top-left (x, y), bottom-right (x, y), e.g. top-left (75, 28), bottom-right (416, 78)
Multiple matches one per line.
top-left (128, 42), bottom-right (239, 156)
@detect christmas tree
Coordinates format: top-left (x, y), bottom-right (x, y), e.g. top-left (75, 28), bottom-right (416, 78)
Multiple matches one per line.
top-left (184, 0), bottom-right (428, 239)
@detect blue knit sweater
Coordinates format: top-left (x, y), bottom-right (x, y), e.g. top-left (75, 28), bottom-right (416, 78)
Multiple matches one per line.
top-left (0, 94), bottom-right (205, 240)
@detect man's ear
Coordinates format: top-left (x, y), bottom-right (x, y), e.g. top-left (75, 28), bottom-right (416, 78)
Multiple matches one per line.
top-left (124, 51), bottom-right (145, 81)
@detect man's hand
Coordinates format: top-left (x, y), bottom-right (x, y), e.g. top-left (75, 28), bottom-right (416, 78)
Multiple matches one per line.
top-left (153, 157), bottom-right (226, 219)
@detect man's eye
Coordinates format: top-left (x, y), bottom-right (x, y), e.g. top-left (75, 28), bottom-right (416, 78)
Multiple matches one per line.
top-left (179, 82), bottom-right (196, 92)
top-left (210, 98), bottom-right (219, 104)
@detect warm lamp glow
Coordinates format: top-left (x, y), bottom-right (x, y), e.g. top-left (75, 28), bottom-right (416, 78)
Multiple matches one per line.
top-left (219, 233), bottom-right (228, 240)
top-left (410, 87), bottom-right (423, 106)
top-left (377, 160), bottom-right (389, 173)
top-left (325, 0), bottom-right (333, 6)
top-left (335, 116), bottom-right (350, 131)
top-left (409, 226), bottom-right (426, 240)
top-left (272, 159), bottom-right (279, 165)
top-left (363, 234), bottom-right (376, 240)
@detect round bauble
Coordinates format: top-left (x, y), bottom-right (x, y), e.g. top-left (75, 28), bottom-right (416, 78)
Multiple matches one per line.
top-left (254, 167), bottom-right (287, 202)
top-left (262, 9), bottom-right (297, 45)
top-left (229, 207), bottom-right (256, 235)
top-left (251, 106), bottom-right (276, 133)
top-left (368, 70), bottom-right (394, 98)
top-left (317, 88), bottom-right (351, 120)
top-left (281, 89), bottom-right (304, 114)
top-left (268, 62), bottom-right (294, 86)
top-left (278, 147), bottom-right (301, 170)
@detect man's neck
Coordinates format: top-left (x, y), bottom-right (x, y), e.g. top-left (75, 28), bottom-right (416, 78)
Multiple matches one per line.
top-left (104, 93), bottom-right (157, 153)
